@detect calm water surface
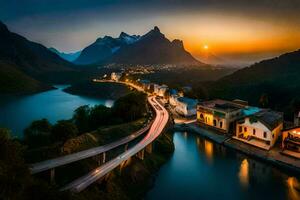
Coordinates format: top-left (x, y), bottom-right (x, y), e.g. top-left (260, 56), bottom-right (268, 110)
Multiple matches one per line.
top-left (147, 132), bottom-right (300, 200)
top-left (0, 85), bottom-right (113, 137)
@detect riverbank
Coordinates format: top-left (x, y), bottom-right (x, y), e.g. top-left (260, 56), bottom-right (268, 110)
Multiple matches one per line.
top-left (64, 81), bottom-right (132, 100)
top-left (175, 122), bottom-right (300, 174)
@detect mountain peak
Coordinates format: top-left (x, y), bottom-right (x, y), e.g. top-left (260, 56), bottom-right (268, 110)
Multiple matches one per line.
top-left (143, 26), bottom-right (164, 39)
top-left (153, 26), bottom-right (160, 33)
top-left (119, 32), bottom-right (129, 38)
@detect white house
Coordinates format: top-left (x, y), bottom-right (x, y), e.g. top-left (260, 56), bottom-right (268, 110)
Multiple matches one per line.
top-left (139, 79), bottom-right (151, 90)
top-left (169, 94), bottom-right (179, 106)
top-left (157, 85), bottom-right (168, 97)
top-left (174, 97), bottom-right (198, 117)
top-left (234, 110), bottom-right (283, 150)
top-left (153, 84), bottom-right (160, 94)
top-left (111, 72), bottom-right (122, 81)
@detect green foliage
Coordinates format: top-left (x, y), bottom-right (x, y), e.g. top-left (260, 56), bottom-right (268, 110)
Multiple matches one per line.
top-left (89, 105), bottom-right (113, 129)
top-left (73, 105), bottom-right (91, 133)
top-left (0, 127), bottom-right (73, 200)
top-left (113, 92), bottom-right (147, 122)
top-left (0, 128), bottom-right (11, 140)
top-left (24, 119), bottom-right (52, 148)
top-left (0, 132), bottom-right (30, 199)
top-left (51, 120), bottom-right (78, 142)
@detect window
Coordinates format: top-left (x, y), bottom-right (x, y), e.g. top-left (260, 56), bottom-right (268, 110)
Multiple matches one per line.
top-left (253, 129), bottom-right (256, 135)
top-left (239, 126), bottom-right (242, 133)
top-left (264, 132), bottom-right (267, 138)
top-left (213, 119), bottom-right (217, 126)
top-left (220, 121), bottom-right (223, 128)
top-left (244, 127), bottom-right (247, 132)
top-left (200, 114), bottom-right (204, 119)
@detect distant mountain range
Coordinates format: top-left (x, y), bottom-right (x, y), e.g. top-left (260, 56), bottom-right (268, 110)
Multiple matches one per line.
top-left (49, 47), bottom-right (81, 62)
top-left (75, 26), bottom-right (202, 66)
top-left (0, 21), bottom-right (77, 94)
top-left (75, 32), bottom-right (140, 65)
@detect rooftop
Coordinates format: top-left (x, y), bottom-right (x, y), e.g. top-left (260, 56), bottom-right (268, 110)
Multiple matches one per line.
top-left (253, 110), bottom-right (283, 130)
top-left (198, 99), bottom-right (244, 112)
top-left (169, 89), bottom-right (178, 95)
top-left (177, 97), bottom-right (198, 106)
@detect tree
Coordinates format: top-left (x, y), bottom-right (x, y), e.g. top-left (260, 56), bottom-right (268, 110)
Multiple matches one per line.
top-left (24, 119), bottom-right (52, 148)
top-left (0, 129), bottom-right (30, 199)
top-left (73, 105), bottom-right (90, 133)
top-left (0, 128), bottom-right (11, 140)
top-left (89, 105), bottom-right (112, 129)
top-left (51, 120), bottom-right (78, 142)
top-left (113, 92), bottom-right (147, 122)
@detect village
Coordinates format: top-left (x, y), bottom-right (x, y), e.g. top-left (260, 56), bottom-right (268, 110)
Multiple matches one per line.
top-left (97, 71), bottom-right (300, 169)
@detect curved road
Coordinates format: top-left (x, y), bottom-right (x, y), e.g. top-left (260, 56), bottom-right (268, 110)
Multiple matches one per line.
top-left (30, 80), bottom-right (151, 175)
top-left (61, 96), bottom-right (169, 192)
top-left (30, 121), bottom-right (152, 174)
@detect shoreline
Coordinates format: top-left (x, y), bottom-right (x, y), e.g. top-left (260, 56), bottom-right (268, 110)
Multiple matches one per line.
top-left (174, 122), bottom-right (300, 174)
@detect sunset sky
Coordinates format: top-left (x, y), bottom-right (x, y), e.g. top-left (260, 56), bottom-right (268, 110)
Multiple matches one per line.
top-left (1, 0), bottom-right (300, 66)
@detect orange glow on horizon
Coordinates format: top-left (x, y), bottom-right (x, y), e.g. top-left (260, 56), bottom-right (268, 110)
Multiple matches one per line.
top-left (163, 13), bottom-right (300, 61)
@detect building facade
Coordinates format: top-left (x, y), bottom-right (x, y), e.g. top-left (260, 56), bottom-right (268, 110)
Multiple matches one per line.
top-left (175, 97), bottom-right (198, 117)
top-left (282, 127), bottom-right (300, 158)
top-left (111, 72), bottom-right (122, 81)
top-left (235, 110), bottom-right (283, 150)
top-left (197, 99), bottom-right (245, 133)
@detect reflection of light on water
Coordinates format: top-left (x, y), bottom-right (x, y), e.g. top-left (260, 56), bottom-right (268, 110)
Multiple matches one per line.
top-left (287, 177), bottom-right (300, 200)
top-left (184, 132), bottom-right (188, 139)
top-left (204, 140), bottom-right (213, 163)
top-left (105, 100), bottom-right (114, 108)
top-left (239, 159), bottom-right (249, 187)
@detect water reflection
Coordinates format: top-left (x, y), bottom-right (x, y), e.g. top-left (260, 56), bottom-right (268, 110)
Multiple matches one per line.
top-left (204, 140), bottom-right (214, 163)
top-left (287, 177), bottom-right (300, 200)
top-left (0, 85), bottom-right (112, 137)
top-left (239, 159), bottom-right (249, 187)
top-left (147, 132), bottom-right (300, 200)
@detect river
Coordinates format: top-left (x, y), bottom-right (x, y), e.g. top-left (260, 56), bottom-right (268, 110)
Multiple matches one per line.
top-left (147, 131), bottom-right (300, 200)
top-left (0, 85), bottom-right (113, 137)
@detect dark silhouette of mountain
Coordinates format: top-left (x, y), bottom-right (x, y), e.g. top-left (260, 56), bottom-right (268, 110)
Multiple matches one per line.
top-left (206, 49), bottom-right (300, 119)
top-left (74, 32), bottom-right (140, 65)
top-left (49, 47), bottom-right (81, 62)
top-left (105, 26), bottom-right (201, 65)
top-left (0, 61), bottom-right (52, 95)
top-left (75, 26), bottom-right (202, 66)
top-left (0, 21), bottom-right (77, 94)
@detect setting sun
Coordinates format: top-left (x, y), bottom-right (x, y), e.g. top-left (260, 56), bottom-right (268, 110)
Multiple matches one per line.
top-left (203, 45), bottom-right (209, 50)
